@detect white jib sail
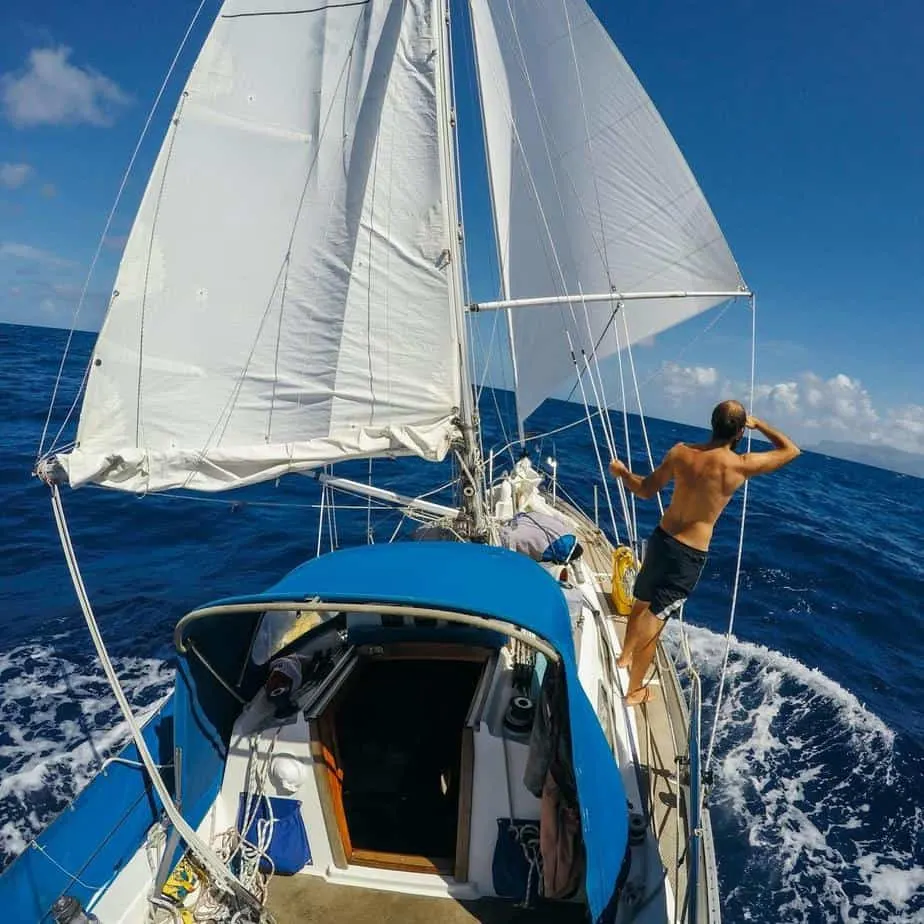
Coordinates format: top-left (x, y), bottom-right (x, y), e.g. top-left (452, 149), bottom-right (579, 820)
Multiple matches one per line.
top-left (469, 0), bottom-right (746, 425)
top-left (58, 0), bottom-right (464, 493)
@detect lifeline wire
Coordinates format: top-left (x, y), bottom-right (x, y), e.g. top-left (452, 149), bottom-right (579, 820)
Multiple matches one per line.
top-left (705, 294), bottom-right (757, 772)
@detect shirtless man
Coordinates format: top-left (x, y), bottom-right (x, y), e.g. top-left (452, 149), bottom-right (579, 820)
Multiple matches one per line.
top-left (608, 400), bottom-right (800, 705)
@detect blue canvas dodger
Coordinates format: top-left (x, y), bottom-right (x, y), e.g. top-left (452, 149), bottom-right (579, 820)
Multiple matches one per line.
top-left (191, 542), bottom-right (630, 922)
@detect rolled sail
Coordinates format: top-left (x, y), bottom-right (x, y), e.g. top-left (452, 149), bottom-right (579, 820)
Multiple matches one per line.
top-left (469, 0), bottom-right (747, 426)
top-left (58, 0), bottom-right (463, 493)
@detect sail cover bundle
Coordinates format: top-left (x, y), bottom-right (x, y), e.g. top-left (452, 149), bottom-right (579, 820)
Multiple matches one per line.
top-left (58, 0), bottom-right (463, 493)
top-left (469, 0), bottom-right (746, 427)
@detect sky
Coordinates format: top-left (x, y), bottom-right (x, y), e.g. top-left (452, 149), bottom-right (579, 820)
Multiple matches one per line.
top-left (0, 0), bottom-right (922, 458)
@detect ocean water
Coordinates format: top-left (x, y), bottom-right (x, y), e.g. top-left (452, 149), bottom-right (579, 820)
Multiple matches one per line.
top-left (1, 322), bottom-right (922, 922)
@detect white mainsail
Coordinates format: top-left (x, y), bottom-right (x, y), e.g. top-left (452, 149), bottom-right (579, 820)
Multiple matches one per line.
top-left (58, 0), bottom-right (464, 493)
top-left (469, 0), bottom-right (746, 426)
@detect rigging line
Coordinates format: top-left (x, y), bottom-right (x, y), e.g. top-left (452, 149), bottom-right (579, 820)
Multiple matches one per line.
top-left (48, 484), bottom-right (261, 910)
top-left (562, 303), bottom-right (618, 405)
top-left (84, 485), bottom-right (394, 512)
top-left (501, 0), bottom-right (610, 379)
top-left (474, 301), bottom-right (499, 400)
top-left (561, 0), bottom-right (615, 290)
top-left (639, 298), bottom-right (737, 389)
top-left (705, 294), bottom-right (756, 774)
top-left (388, 514), bottom-right (406, 544)
top-left (474, 311), bottom-right (516, 461)
top-left (574, 294), bottom-right (638, 542)
top-left (366, 459), bottom-right (374, 543)
top-left (491, 411), bottom-right (598, 461)
top-left (576, 296), bottom-right (617, 459)
top-left (481, 3), bottom-right (589, 324)
top-left (621, 308), bottom-right (665, 517)
top-left (566, 331), bottom-right (620, 544)
top-left (561, 292), bottom-right (742, 411)
top-left (612, 309), bottom-right (639, 547)
top-left (572, 310), bottom-right (632, 539)
top-left (503, 3), bottom-right (712, 304)
top-left (327, 467), bottom-right (339, 550)
top-left (29, 842), bottom-right (103, 893)
top-left (222, 1), bottom-right (370, 18)
top-left (465, 0), bottom-right (519, 450)
top-left (316, 483), bottom-right (327, 558)
top-left (494, 6), bottom-right (619, 501)
top-left (502, 0), bottom-right (591, 292)
top-left (39, 0), bottom-right (212, 460)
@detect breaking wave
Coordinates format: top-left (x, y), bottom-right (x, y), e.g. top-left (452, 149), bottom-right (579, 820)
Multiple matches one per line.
top-left (0, 643), bottom-right (173, 870)
top-left (666, 622), bottom-right (924, 923)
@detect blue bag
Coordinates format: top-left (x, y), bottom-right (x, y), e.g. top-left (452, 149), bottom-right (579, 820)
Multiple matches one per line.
top-left (237, 794), bottom-right (311, 875)
top-left (491, 817), bottom-right (542, 904)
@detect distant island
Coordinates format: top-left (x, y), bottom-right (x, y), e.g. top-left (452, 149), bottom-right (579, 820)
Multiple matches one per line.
top-left (807, 440), bottom-right (924, 478)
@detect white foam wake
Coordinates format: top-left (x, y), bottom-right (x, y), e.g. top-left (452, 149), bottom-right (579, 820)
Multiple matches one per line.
top-left (0, 643), bottom-right (173, 868)
top-left (664, 622), bottom-right (922, 923)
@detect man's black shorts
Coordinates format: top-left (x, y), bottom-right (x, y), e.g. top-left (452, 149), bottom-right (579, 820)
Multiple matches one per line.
top-left (633, 526), bottom-right (707, 620)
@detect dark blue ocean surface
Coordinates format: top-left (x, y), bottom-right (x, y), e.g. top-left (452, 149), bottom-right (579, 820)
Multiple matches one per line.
top-left (1, 322), bottom-right (922, 921)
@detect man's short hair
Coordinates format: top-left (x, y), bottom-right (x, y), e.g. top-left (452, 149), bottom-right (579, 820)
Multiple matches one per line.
top-left (711, 400), bottom-right (746, 441)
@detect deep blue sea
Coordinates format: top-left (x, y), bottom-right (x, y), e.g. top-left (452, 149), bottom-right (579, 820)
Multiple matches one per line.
top-left (1, 322), bottom-right (922, 922)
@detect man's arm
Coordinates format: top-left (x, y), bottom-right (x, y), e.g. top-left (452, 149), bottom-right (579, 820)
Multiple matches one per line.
top-left (738, 416), bottom-right (801, 477)
top-left (609, 445), bottom-right (678, 499)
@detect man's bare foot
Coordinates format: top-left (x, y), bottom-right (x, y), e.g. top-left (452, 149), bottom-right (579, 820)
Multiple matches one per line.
top-left (616, 653), bottom-right (632, 670)
top-left (625, 686), bottom-right (656, 706)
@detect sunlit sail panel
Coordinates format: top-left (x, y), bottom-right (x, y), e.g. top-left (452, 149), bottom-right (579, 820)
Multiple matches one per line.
top-left (470, 0), bottom-right (746, 424)
top-left (59, 0), bottom-right (462, 492)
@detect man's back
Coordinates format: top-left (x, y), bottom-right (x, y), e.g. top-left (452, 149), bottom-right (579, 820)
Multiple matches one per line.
top-left (610, 411), bottom-right (800, 552)
top-left (662, 443), bottom-right (746, 550)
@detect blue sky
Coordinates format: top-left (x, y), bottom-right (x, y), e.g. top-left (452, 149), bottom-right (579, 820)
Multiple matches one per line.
top-left (1, 1), bottom-right (922, 455)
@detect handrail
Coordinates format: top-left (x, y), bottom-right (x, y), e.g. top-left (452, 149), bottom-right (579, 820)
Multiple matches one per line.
top-left (174, 600), bottom-right (560, 664)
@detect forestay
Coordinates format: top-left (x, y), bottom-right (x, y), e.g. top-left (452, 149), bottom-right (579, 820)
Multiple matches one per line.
top-left (58, 0), bottom-right (464, 493)
top-left (469, 0), bottom-right (746, 425)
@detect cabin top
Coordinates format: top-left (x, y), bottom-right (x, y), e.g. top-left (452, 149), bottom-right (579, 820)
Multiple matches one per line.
top-left (190, 542), bottom-right (577, 661)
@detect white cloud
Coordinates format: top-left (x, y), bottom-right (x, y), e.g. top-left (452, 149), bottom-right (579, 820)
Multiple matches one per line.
top-left (650, 362), bottom-right (922, 457)
top-left (752, 373), bottom-right (924, 455)
top-left (804, 373), bottom-right (877, 431)
top-left (0, 162), bottom-right (33, 189)
top-left (755, 381), bottom-right (799, 414)
top-left (0, 241), bottom-right (75, 268)
top-left (660, 362), bottom-right (720, 405)
top-left (883, 404), bottom-right (924, 453)
top-left (1, 46), bottom-right (130, 128)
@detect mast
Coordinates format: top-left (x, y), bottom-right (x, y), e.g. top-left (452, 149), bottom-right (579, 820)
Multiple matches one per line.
top-left (435, 0), bottom-right (486, 534)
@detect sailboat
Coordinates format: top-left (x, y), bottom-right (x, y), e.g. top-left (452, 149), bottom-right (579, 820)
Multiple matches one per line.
top-left (2, 1), bottom-right (753, 922)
